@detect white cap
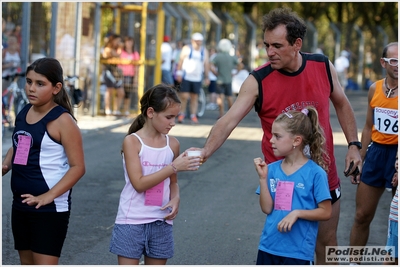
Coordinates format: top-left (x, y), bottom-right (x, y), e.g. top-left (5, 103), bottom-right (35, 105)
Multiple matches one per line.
top-left (340, 50), bottom-right (349, 57)
top-left (218, 38), bottom-right (232, 53)
top-left (192, 32), bottom-right (204, 41)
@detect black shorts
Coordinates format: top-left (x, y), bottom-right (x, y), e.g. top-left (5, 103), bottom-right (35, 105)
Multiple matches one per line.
top-left (208, 80), bottom-right (217, 93)
top-left (361, 142), bottom-right (397, 188)
top-left (330, 184), bottom-right (341, 204)
top-left (216, 83), bottom-right (232, 96)
top-left (180, 79), bottom-right (202, 94)
top-left (12, 208), bottom-right (70, 257)
top-left (256, 250), bottom-right (313, 265)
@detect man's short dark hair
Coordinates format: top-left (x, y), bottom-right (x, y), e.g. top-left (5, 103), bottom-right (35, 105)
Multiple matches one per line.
top-left (262, 7), bottom-right (307, 46)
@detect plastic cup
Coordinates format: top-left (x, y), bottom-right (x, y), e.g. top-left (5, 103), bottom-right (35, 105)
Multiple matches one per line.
top-left (187, 150), bottom-right (202, 168)
top-left (187, 150), bottom-right (202, 157)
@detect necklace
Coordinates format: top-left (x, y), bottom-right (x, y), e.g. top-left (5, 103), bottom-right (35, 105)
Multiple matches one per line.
top-left (385, 78), bottom-right (398, 98)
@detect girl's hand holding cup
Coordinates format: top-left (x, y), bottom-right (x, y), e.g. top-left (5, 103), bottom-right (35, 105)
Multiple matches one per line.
top-left (173, 150), bottom-right (202, 172)
top-left (186, 149), bottom-right (203, 169)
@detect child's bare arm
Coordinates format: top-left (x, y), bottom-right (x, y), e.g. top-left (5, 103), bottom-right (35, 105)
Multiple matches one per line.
top-left (2, 147), bottom-right (14, 176)
top-left (254, 157), bottom-right (273, 214)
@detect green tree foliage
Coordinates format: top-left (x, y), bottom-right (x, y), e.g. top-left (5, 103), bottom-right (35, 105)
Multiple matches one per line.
top-left (2, 2), bottom-right (51, 54)
top-left (207, 2), bottom-right (397, 83)
top-left (2, 2), bottom-right (23, 24)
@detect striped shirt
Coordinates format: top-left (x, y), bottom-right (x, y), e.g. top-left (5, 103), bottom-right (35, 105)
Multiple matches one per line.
top-left (389, 186), bottom-right (398, 222)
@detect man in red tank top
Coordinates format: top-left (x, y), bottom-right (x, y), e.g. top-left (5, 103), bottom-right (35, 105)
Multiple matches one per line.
top-left (196, 7), bottom-right (362, 264)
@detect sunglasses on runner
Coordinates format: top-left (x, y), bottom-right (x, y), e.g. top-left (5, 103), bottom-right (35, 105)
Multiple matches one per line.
top-left (382, 57), bottom-right (398, 67)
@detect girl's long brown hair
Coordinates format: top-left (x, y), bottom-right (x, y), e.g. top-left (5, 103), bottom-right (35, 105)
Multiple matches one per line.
top-left (275, 106), bottom-right (329, 172)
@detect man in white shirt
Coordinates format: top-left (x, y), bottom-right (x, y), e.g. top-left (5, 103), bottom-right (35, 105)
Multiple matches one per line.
top-left (334, 50), bottom-right (350, 90)
top-left (161, 35), bottom-right (174, 85)
top-left (175, 32), bottom-right (210, 124)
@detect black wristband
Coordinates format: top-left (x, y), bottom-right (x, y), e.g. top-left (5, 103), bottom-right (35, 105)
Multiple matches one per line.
top-left (348, 141), bottom-right (362, 149)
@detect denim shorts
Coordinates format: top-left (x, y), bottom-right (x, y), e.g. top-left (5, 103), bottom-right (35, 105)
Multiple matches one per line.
top-left (386, 220), bottom-right (398, 258)
top-left (109, 221), bottom-right (174, 259)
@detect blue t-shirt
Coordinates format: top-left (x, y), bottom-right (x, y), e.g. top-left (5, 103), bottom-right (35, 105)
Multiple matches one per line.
top-left (255, 159), bottom-right (331, 261)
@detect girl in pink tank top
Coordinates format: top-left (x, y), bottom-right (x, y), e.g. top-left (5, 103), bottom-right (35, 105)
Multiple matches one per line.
top-left (109, 84), bottom-right (201, 265)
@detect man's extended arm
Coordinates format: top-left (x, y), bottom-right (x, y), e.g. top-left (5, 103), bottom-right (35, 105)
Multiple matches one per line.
top-left (201, 74), bottom-right (259, 161)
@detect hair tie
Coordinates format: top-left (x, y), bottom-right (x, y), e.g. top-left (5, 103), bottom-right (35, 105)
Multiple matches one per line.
top-left (301, 109), bottom-right (309, 116)
top-left (285, 112), bottom-right (293, 118)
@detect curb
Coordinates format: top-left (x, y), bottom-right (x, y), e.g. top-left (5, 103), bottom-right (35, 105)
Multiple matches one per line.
top-left (77, 115), bottom-right (134, 131)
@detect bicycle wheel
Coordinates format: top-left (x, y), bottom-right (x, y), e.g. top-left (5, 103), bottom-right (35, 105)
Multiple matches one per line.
top-left (197, 87), bottom-right (206, 118)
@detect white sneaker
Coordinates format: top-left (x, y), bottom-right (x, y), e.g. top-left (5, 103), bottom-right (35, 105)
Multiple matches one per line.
top-left (105, 109), bottom-right (112, 115)
top-left (113, 110), bottom-right (121, 115)
top-left (206, 103), bottom-right (218, 110)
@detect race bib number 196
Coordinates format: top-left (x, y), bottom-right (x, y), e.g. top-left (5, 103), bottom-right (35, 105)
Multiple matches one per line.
top-left (374, 107), bottom-right (398, 134)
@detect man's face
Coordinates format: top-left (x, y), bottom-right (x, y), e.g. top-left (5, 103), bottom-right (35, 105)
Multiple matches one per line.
top-left (192, 39), bottom-right (202, 49)
top-left (381, 45), bottom-right (398, 80)
top-left (263, 24), bottom-right (300, 72)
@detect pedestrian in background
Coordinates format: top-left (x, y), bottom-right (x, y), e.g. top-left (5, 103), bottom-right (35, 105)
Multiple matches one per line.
top-left (255, 39), bottom-right (268, 68)
top-left (2, 57), bottom-right (86, 265)
top-left (102, 33), bottom-right (124, 116)
top-left (109, 84), bottom-right (201, 265)
top-left (349, 42), bottom-right (398, 263)
top-left (175, 32), bottom-right (210, 124)
top-left (211, 38), bottom-right (239, 118)
top-left (206, 46), bottom-right (219, 111)
top-left (2, 35), bottom-right (21, 92)
top-left (118, 36), bottom-right (140, 116)
top-left (253, 106), bottom-right (331, 265)
top-left (334, 50), bottom-right (350, 90)
top-left (2, 17), bottom-right (8, 49)
top-left (161, 35), bottom-right (174, 85)
top-left (232, 62), bottom-right (250, 97)
top-left (171, 40), bottom-right (184, 88)
top-left (195, 7), bottom-right (361, 264)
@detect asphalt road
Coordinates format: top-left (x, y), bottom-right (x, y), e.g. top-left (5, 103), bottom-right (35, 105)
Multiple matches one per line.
top-left (2, 90), bottom-right (393, 265)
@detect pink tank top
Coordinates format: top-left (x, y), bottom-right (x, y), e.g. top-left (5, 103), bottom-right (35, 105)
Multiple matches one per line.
top-left (115, 133), bottom-right (174, 225)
